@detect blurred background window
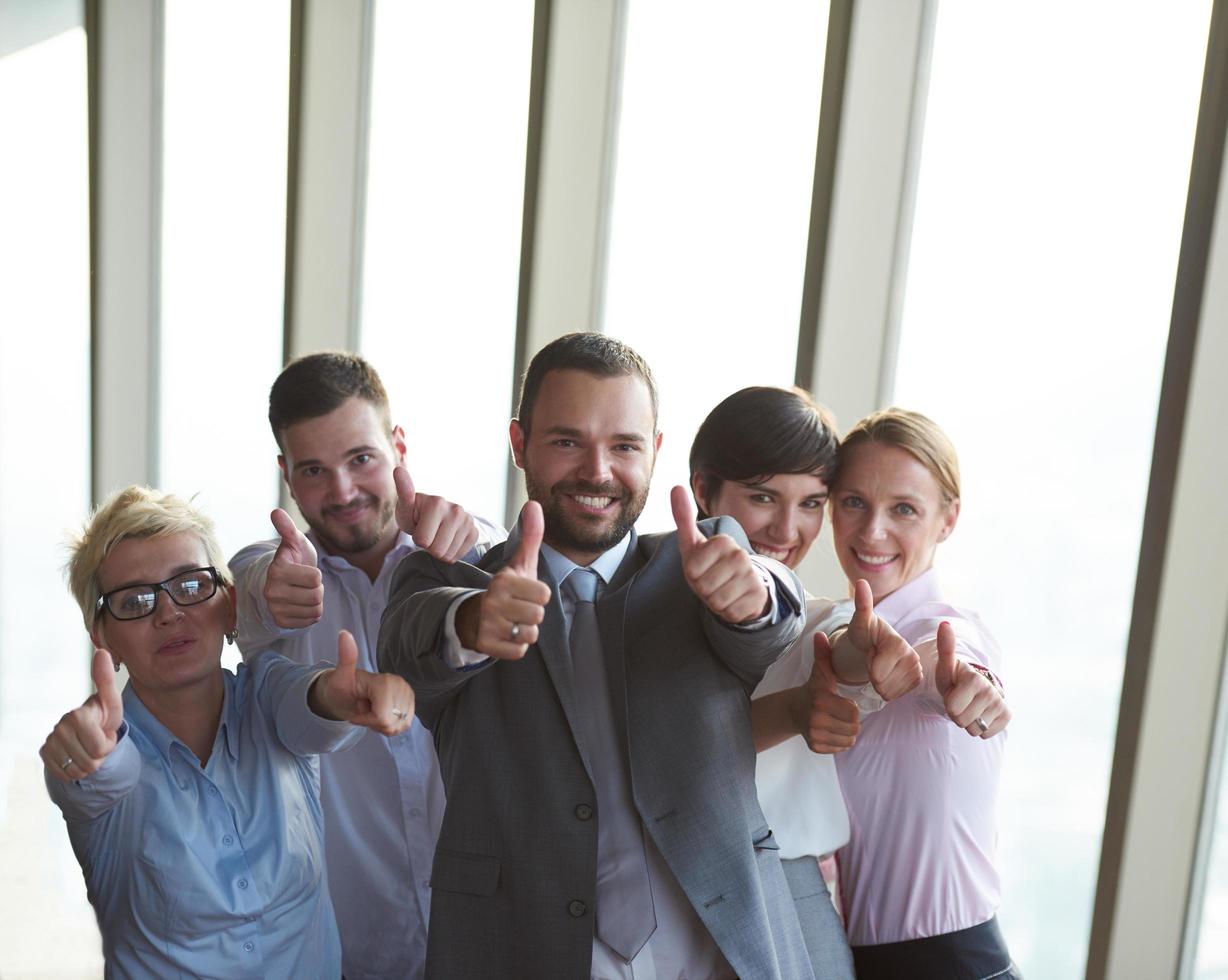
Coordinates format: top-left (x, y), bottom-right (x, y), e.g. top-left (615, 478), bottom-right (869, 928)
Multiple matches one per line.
top-left (602, 0), bottom-right (829, 532)
top-left (159, 0), bottom-right (289, 640)
top-left (0, 23), bottom-right (98, 977)
top-left (889, 3), bottom-right (1213, 976)
top-left (360, 0), bottom-right (536, 527)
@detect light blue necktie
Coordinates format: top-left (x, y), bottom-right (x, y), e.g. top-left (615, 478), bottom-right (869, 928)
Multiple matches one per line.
top-left (563, 568), bottom-right (657, 962)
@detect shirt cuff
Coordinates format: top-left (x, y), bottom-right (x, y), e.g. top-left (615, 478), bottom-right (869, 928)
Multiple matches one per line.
top-left (837, 681), bottom-right (887, 715)
top-left (726, 557), bottom-right (785, 633)
top-left (443, 592), bottom-right (492, 669)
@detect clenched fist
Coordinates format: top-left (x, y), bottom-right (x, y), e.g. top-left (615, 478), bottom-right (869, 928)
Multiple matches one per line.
top-left (455, 501), bottom-right (551, 660)
top-left (936, 621), bottom-right (1010, 738)
top-left (671, 486), bottom-right (770, 625)
top-left (41, 649), bottom-right (124, 782)
top-left (394, 466), bottom-right (481, 563)
top-left (264, 508), bottom-right (324, 629)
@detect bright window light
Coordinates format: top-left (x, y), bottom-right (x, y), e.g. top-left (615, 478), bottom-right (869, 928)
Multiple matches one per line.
top-left (361, 1), bottom-right (535, 528)
top-left (0, 27), bottom-right (98, 977)
top-left (891, 3), bottom-right (1212, 976)
top-left (603, 0), bottom-right (829, 532)
top-left (159, 0), bottom-right (288, 626)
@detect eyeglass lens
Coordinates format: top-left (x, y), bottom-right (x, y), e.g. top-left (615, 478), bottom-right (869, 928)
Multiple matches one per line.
top-left (106, 568), bottom-right (217, 620)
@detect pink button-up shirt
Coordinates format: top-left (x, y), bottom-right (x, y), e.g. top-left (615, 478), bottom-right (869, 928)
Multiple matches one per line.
top-left (834, 567), bottom-right (1006, 946)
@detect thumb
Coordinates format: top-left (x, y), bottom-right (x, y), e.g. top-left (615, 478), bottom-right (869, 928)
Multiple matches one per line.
top-left (91, 648), bottom-right (123, 735)
top-left (850, 578), bottom-right (875, 637)
top-left (394, 465), bottom-right (418, 533)
top-left (510, 501), bottom-right (543, 576)
top-left (812, 631), bottom-right (838, 693)
top-left (936, 620), bottom-right (957, 693)
top-left (670, 485), bottom-right (704, 557)
top-left (271, 508), bottom-right (315, 566)
top-left (335, 629), bottom-right (359, 685)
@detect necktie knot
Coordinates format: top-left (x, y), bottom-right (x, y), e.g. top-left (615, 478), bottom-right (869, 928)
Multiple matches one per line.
top-left (564, 567), bottom-right (600, 605)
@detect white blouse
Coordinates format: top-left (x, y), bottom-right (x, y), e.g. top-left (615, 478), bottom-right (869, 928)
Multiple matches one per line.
top-left (752, 594), bottom-right (854, 860)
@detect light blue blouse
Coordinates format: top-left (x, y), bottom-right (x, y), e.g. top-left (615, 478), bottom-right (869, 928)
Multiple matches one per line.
top-left (45, 654), bottom-right (363, 979)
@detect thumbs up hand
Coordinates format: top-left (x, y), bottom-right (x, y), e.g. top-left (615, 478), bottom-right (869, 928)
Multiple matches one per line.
top-left (41, 649), bottom-right (125, 782)
top-left (671, 486), bottom-right (770, 625)
top-left (264, 508), bottom-right (324, 630)
top-left (308, 630), bottom-right (415, 735)
top-left (787, 631), bottom-right (860, 753)
top-left (838, 579), bottom-right (923, 700)
top-left (935, 620), bottom-right (1010, 738)
top-left (455, 501), bottom-right (552, 660)
top-left (395, 466), bottom-right (482, 563)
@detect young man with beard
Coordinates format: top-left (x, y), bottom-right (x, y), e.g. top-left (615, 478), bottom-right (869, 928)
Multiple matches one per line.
top-left (229, 351), bottom-right (503, 980)
top-left (378, 333), bottom-right (816, 979)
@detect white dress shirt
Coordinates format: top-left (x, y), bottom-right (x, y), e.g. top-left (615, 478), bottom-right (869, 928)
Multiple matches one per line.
top-left (231, 522), bottom-right (500, 980)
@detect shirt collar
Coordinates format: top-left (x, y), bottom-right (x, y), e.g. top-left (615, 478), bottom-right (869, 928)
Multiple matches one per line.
top-left (120, 670), bottom-right (239, 763)
top-left (307, 529), bottom-right (415, 575)
top-left (539, 533), bottom-right (632, 590)
top-left (874, 566), bottom-right (943, 625)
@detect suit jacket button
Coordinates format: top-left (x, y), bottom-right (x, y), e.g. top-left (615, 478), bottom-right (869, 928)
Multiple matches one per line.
top-left (574, 803), bottom-right (593, 820)
top-left (568, 900), bottom-right (588, 918)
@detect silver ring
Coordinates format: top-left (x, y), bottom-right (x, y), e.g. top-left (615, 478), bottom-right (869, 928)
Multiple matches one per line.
top-left (60, 756), bottom-right (74, 770)
top-left (510, 622), bottom-right (521, 641)
top-left (973, 717), bottom-right (989, 736)
top-left (392, 709), bottom-right (408, 720)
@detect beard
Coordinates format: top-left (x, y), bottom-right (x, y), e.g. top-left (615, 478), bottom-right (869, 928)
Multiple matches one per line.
top-left (308, 493), bottom-right (396, 557)
top-left (525, 474), bottom-right (650, 557)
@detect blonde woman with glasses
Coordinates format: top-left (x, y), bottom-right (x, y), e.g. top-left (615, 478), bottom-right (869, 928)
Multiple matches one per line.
top-left (41, 486), bottom-right (415, 978)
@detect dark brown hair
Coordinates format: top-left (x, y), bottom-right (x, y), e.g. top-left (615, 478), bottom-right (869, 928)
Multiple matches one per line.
top-left (689, 386), bottom-right (840, 518)
top-left (268, 351), bottom-right (391, 449)
top-left (515, 332), bottom-right (658, 436)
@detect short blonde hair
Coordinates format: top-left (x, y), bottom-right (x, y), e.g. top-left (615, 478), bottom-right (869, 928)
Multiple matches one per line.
top-left (840, 407), bottom-right (961, 505)
top-left (66, 486), bottom-right (234, 629)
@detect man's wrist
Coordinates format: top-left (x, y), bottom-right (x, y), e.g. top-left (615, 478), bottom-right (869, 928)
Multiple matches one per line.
top-left (455, 594), bottom-right (482, 650)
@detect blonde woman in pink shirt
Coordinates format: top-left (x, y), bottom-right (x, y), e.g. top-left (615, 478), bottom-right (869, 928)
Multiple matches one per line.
top-left (693, 397), bottom-right (1018, 979)
top-left (822, 407), bottom-right (1017, 979)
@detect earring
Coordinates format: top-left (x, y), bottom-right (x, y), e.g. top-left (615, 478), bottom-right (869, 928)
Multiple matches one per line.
top-left (226, 628), bottom-right (239, 646)
top-left (113, 661), bottom-right (121, 673)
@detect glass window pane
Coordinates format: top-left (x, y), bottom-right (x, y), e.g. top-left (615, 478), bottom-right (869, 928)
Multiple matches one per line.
top-left (602, 0), bottom-right (828, 532)
top-left (361, 1), bottom-right (535, 527)
top-left (891, 3), bottom-right (1212, 977)
top-left (159, 0), bottom-right (288, 622)
top-left (0, 27), bottom-right (99, 977)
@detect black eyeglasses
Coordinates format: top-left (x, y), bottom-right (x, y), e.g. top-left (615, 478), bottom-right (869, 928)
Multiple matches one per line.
top-left (95, 566), bottom-right (222, 621)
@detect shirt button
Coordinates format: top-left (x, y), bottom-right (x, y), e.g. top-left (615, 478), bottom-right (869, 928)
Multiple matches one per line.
top-left (408, 807), bottom-right (423, 819)
top-left (238, 878), bottom-right (248, 890)
top-left (243, 941), bottom-right (254, 952)
top-left (223, 835), bottom-right (234, 846)
top-left (574, 804), bottom-right (593, 821)
top-left (568, 899), bottom-right (588, 918)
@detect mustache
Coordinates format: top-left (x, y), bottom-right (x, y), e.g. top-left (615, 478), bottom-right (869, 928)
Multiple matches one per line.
top-left (323, 494), bottom-right (379, 516)
top-left (552, 481), bottom-right (624, 499)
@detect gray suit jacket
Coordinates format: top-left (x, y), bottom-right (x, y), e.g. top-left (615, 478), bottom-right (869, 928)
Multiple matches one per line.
top-left (378, 517), bottom-right (813, 980)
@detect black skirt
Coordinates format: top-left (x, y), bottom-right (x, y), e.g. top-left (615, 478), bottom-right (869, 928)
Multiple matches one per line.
top-left (851, 916), bottom-right (1021, 980)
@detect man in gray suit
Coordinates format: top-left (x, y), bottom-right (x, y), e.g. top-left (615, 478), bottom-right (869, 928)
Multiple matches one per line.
top-left (379, 333), bottom-right (814, 979)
